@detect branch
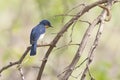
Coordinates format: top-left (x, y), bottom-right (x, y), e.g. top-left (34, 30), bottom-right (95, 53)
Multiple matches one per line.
top-left (69, 21), bottom-right (77, 43)
top-left (60, 13), bottom-right (100, 80)
top-left (88, 68), bottom-right (95, 80)
top-left (17, 65), bottom-right (25, 80)
top-left (0, 44), bottom-right (50, 75)
top-left (57, 58), bottom-right (88, 78)
top-left (60, 0), bottom-right (116, 79)
top-left (55, 4), bottom-right (86, 23)
top-left (66, 3), bottom-right (86, 14)
top-left (37, 0), bottom-right (108, 80)
top-left (79, 19), bottom-right (91, 25)
top-left (55, 43), bottom-right (80, 51)
top-left (80, 22), bottom-right (104, 80)
top-left (55, 14), bottom-right (76, 17)
top-left (80, 0), bottom-right (115, 80)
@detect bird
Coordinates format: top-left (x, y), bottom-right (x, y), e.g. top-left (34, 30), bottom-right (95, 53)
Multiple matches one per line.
top-left (30, 20), bottom-right (52, 56)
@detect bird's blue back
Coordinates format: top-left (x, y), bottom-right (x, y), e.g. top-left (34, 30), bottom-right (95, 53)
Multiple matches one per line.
top-left (30, 24), bottom-right (45, 44)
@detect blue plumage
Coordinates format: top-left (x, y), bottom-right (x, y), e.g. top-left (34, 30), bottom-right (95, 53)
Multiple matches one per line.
top-left (30, 20), bottom-right (52, 56)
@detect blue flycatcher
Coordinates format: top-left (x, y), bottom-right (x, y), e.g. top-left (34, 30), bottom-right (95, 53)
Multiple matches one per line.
top-left (30, 20), bottom-right (52, 56)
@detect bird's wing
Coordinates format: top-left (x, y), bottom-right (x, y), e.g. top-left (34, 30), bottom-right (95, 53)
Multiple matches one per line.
top-left (30, 25), bottom-right (45, 44)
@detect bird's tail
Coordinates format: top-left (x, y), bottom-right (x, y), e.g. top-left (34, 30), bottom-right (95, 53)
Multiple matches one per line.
top-left (30, 43), bottom-right (37, 56)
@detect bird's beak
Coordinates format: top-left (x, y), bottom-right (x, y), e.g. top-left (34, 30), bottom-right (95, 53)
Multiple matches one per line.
top-left (46, 25), bottom-right (53, 28)
top-left (45, 26), bottom-right (49, 28)
top-left (45, 25), bottom-right (53, 28)
top-left (49, 24), bottom-right (53, 28)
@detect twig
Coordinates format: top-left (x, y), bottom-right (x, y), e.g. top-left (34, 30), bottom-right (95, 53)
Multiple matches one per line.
top-left (0, 44), bottom-right (50, 75)
top-left (55, 14), bottom-right (76, 17)
top-left (57, 58), bottom-right (87, 78)
top-left (79, 19), bottom-right (91, 25)
top-left (56, 3), bottom-right (86, 23)
top-left (32, 66), bottom-right (40, 69)
top-left (17, 65), bottom-right (25, 80)
top-left (114, 0), bottom-right (120, 3)
top-left (98, 5), bottom-right (111, 21)
top-left (55, 4), bottom-right (86, 17)
top-left (88, 68), bottom-right (95, 80)
top-left (55, 43), bottom-right (80, 51)
top-left (0, 61), bottom-right (19, 74)
top-left (66, 4), bottom-right (86, 14)
top-left (70, 73), bottom-right (82, 79)
top-left (74, 58), bottom-right (88, 70)
top-left (69, 20), bottom-right (78, 43)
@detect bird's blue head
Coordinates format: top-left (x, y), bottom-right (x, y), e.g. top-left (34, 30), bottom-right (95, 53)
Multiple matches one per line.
top-left (40, 20), bottom-right (52, 28)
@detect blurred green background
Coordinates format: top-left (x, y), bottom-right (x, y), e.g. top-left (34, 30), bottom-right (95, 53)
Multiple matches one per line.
top-left (0, 0), bottom-right (120, 80)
